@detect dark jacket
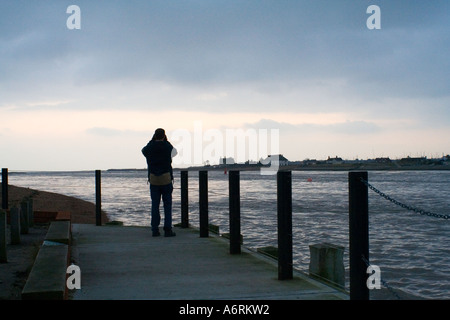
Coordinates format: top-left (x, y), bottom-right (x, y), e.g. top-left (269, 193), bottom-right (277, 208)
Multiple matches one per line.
top-left (142, 140), bottom-right (176, 179)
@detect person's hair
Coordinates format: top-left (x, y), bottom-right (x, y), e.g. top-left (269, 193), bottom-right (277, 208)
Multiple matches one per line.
top-left (153, 128), bottom-right (167, 141)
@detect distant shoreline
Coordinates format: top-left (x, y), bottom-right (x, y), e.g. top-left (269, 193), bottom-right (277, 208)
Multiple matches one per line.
top-left (105, 163), bottom-right (450, 172)
top-left (177, 163), bottom-right (450, 172)
top-left (8, 163), bottom-right (449, 174)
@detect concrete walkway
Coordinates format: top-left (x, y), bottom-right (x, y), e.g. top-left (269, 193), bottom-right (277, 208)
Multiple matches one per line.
top-left (70, 224), bottom-right (348, 300)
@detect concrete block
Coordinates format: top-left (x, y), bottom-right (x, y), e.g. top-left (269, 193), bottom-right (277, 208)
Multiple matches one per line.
top-left (33, 211), bottom-right (58, 223)
top-left (208, 223), bottom-right (219, 234)
top-left (221, 233), bottom-right (243, 244)
top-left (257, 246), bottom-right (278, 259)
top-left (309, 243), bottom-right (345, 288)
top-left (45, 221), bottom-right (71, 245)
top-left (21, 244), bottom-right (69, 300)
top-left (55, 211), bottom-right (71, 221)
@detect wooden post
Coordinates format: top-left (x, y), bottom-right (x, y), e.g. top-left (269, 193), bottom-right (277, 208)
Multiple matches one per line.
top-left (20, 201), bottom-right (29, 234)
top-left (10, 206), bottom-right (20, 245)
top-left (181, 170), bottom-right (189, 228)
top-left (28, 198), bottom-right (34, 227)
top-left (1, 168), bottom-right (8, 210)
top-left (349, 171), bottom-right (369, 300)
top-left (199, 170), bottom-right (209, 238)
top-left (229, 170), bottom-right (241, 254)
top-left (277, 170), bottom-right (293, 280)
top-left (96, 170), bottom-right (101, 226)
top-left (0, 209), bottom-right (6, 263)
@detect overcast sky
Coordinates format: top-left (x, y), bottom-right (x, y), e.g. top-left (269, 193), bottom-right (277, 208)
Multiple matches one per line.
top-left (1, 1), bottom-right (449, 171)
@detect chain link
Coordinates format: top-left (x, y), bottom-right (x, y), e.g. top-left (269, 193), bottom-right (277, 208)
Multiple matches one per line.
top-left (361, 255), bottom-right (402, 300)
top-left (358, 177), bottom-right (448, 300)
top-left (360, 178), bottom-right (450, 220)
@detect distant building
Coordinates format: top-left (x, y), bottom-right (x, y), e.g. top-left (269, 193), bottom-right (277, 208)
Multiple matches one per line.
top-left (327, 156), bottom-right (343, 164)
top-left (262, 154), bottom-right (289, 166)
top-left (302, 159), bottom-right (318, 165)
top-left (375, 157), bottom-right (391, 163)
top-left (220, 157), bottom-right (235, 165)
top-left (400, 156), bottom-right (427, 164)
top-left (443, 155), bottom-right (450, 165)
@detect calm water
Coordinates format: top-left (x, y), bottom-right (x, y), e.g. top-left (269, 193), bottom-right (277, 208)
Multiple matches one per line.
top-left (8, 169), bottom-right (450, 300)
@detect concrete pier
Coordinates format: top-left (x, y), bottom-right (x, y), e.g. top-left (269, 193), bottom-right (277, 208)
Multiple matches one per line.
top-left (71, 224), bottom-right (348, 300)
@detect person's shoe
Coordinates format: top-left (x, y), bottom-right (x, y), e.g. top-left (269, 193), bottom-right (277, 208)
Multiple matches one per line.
top-left (164, 228), bottom-right (176, 237)
top-left (152, 230), bottom-right (161, 237)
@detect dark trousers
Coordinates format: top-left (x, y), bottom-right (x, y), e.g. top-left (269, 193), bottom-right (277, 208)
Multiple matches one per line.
top-left (150, 183), bottom-right (173, 232)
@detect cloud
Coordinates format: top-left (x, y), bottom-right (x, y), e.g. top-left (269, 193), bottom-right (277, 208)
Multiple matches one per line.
top-left (245, 118), bottom-right (381, 135)
top-left (327, 120), bottom-right (381, 135)
top-left (1, 1), bottom-right (448, 104)
top-left (196, 92), bottom-right (228, 102)
top-left (85, 127), bottom-right (150, 137)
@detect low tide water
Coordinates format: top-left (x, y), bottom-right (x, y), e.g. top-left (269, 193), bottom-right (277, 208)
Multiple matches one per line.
top-left (8, 169), bottom-right (450, 300)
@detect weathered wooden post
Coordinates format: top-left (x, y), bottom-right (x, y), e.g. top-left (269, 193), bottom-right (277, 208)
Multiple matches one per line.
top-left (349, 171), bottom-right (369, 300)
top-left (229, 170), bottom-right (241, 254)
top-left (181, 170), bottom-right (189, 228)
top-left (199, 170), bottom-right (209, 238)
top-left (1, 168), bottom-right (8, 210)
top-left (10, 206), bottom-right (20, 245)
top-left (20, 201), bottom-right (29, 234)
top-left (277, 170), bottom-right (293, 280)
top-left (28, 198), bottom-right (34, 227)
top-left (96, 170), bottom-right (102, 226)
top-left (0, 209), bottom-right (7, 263)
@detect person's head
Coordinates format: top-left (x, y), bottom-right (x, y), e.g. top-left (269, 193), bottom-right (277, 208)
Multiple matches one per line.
top-left (153, 128), bottom-right (167, 141)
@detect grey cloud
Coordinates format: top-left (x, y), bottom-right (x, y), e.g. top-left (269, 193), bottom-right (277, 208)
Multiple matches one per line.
top-left (327, 120), bottom-right (381, 135)
top-left (245, 118), bottom-right (381, 135)
top-left (0, 1), bottom-right (449, 113)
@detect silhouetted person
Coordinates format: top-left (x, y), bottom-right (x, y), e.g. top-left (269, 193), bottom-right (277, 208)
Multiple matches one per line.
top-left (142, 128), bottom-right (177, 237)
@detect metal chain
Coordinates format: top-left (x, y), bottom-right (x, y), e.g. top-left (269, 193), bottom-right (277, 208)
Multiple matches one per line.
top-left (360, 178), bottom-right (450, 220)
top-left (361, 255), bottom-right (402, 300)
